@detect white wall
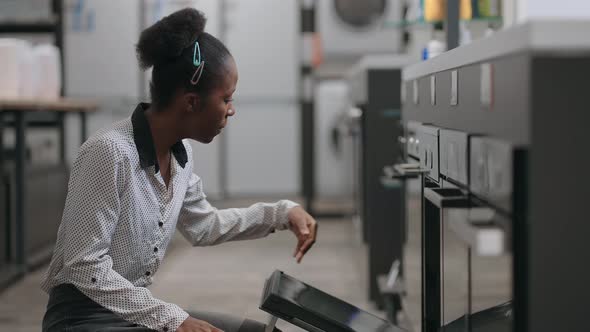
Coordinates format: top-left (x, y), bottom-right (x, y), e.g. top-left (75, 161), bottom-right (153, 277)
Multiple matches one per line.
top-left (517, 0), bottom-right (590, 22)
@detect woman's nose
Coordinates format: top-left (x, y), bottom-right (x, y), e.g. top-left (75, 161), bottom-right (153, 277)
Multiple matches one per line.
top-left (227, 108), bottom-right (236, 117)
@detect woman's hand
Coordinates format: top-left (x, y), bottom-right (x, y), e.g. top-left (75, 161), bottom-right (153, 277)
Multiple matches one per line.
top-left (287, 206), bottom-right (318, 263)
top-left (177, 317), bottom-right (223, 332)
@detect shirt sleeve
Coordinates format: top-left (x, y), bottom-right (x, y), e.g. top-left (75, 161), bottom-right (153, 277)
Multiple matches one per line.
top-left (60, 139), bottom-right (188, 332)
top-left (177, 172), bottom-right (299, 246)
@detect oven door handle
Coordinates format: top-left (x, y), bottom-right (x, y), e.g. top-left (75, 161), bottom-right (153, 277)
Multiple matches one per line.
top-left (424, 187), bottom-right (470, 209)
top-left (446, 207), bottom-right (507, 256)
top-left (382, 163), bottom-right (430, 180)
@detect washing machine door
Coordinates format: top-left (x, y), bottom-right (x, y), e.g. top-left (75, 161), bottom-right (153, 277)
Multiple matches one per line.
top-left (333, 0), bottom-right (387, 28)
top-left (319, 0), bottom-right (402, 56)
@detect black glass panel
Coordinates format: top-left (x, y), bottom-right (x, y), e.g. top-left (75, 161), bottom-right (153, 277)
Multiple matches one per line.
top-left (277, 272), bottom-right (405, 332)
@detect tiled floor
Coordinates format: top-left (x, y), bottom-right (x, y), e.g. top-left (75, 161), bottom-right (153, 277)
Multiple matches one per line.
top-left (0, 210), bottom-right (382, 332)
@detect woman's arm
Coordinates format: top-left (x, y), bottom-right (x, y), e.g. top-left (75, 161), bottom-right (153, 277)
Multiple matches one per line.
top-left (176, 171), bottom-right (299, 246)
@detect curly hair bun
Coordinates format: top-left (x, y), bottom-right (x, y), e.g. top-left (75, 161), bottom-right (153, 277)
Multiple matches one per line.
top-left (136, 8), bottom-right (206, 70)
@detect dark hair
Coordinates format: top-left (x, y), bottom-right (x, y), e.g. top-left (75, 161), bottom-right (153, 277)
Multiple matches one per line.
top-left (136, 8), bottom-right (232, 108)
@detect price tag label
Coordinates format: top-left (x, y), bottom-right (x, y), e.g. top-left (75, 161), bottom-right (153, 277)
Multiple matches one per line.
top-left (401, 81), bottom-right (406, 104)
top-left (413, 79), bottom-right (419, 105)
top-left (451, 70), bottom-right (458, 106)
top-left (480, 63), bottom-right (493, 108)
top-left (430, 75), bottom-right (436, 105)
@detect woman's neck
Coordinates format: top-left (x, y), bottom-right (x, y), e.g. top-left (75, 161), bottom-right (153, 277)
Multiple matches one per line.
top-left (144, 105), bottom-right (179, 159)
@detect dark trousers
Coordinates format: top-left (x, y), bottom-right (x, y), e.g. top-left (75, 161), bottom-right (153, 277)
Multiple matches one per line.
top-left (42, 284), bottom-right (278, 332)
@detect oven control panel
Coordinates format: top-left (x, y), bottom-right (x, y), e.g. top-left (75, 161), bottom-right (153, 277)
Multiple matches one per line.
top-left (440, 129), bottom-right (469, 187)
top-left (470, 137), bottom-right (513, 213)
top-left (406, 121), bottom-right (421, 160)
top-left (418, 124), bottom-right (440, 182)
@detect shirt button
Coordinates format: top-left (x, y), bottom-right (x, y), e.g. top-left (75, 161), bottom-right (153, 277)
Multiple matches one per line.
top-left (145, 271), bottom-right (151, 276)
top-left (163, 328), bottom-right (169, 332)
top-left (154, 247), bottom-right (158, 253)
top-left (158, 222), bottom-right (164, 227)
top-left (91, 277), bottom-right (97, 283)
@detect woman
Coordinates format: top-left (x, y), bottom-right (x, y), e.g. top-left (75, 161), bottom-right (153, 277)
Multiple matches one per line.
top-left (41, 8), bottom-right (317, 332)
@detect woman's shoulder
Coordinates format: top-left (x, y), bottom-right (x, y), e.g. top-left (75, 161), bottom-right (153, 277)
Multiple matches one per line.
top-left (181, 139), bottom-right (193, 154)
top-left (79, 118), bottom-right (135, 160)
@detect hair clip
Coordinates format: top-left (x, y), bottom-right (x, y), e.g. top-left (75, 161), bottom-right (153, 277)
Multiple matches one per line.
top-left (190, 41), bottom-right (205, 85)
top-left (193, 41), bottom-right (202, 66)
top-left (190, 61), bottom-right (205, 85)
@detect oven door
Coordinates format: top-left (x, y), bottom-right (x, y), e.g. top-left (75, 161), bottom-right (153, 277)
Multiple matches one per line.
top-left (422, 185), bottom-right (470, 332)
top-left (383, 121), bottom-right (434, 331)
top-left (381, 160), bottom-right (431, 332)
top-left (442, 205), bottom-right (513, 332)
top-left (0, 173), bottom-right (7, 271)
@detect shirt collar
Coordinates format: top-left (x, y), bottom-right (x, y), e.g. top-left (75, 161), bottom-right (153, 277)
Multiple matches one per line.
top-left (131, 103), bottom-right (188, 172)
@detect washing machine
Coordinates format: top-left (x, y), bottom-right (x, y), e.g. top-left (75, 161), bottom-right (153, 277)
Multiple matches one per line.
top-left (318, 0), bottom-right (404, 58)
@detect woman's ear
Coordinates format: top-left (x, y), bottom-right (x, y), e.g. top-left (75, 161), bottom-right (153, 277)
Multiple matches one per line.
top-left (185, 93), bottom-right (201, 113)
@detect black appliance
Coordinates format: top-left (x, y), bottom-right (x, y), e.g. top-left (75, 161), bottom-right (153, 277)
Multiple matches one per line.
top-left (347, 55), bottom-right (410, 305)
top-left (394, 21), bottom-right (590, 332)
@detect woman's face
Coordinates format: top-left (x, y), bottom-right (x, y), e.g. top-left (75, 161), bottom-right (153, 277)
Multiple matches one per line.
top-left (183, 57), bottom-right (238, 143)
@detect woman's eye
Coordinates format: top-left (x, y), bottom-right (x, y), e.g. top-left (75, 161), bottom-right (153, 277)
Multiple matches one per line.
top-left (225, 98), bottom-right (233, 104)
